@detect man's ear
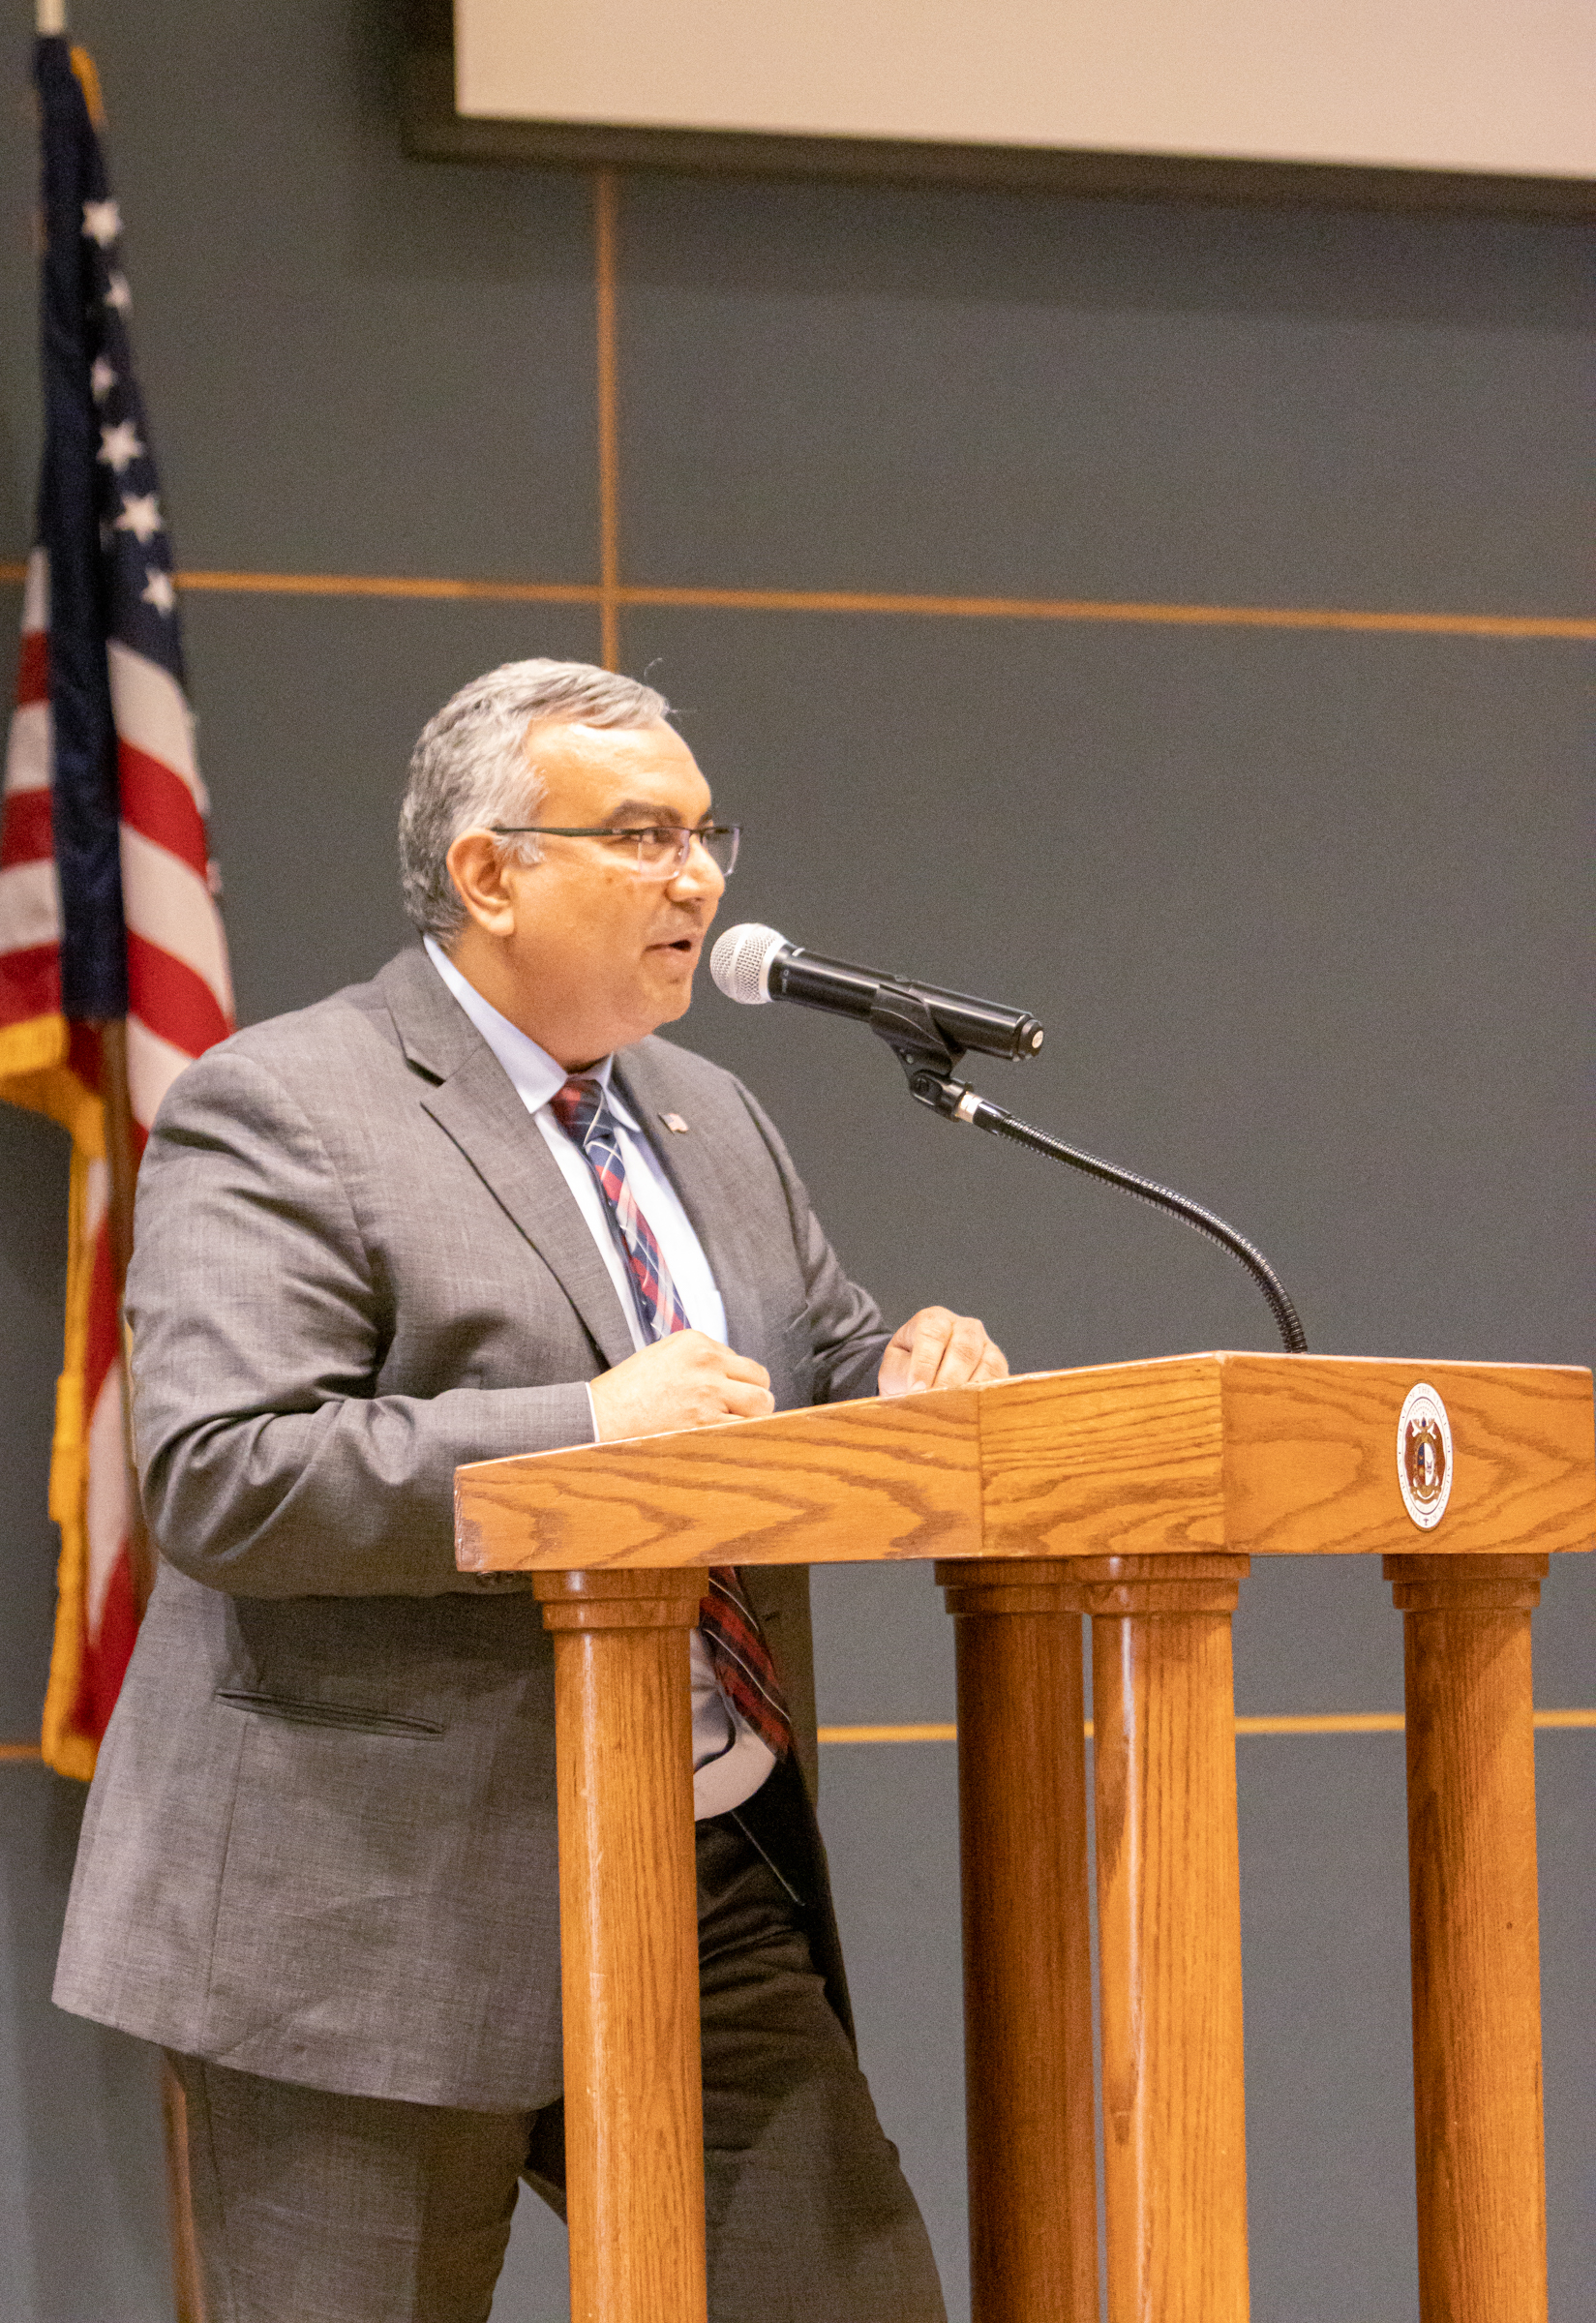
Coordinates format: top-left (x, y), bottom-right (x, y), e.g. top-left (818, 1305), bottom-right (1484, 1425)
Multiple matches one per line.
top-left (444, 830), bottom-right (520, 939)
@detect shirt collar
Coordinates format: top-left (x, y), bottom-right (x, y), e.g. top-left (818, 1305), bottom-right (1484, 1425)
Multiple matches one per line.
top-left (421, 936), bottom-right (638, 1127)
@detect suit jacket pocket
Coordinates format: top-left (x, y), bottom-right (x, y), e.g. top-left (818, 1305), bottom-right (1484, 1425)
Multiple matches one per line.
top-left (215, 1689), bottom-right (444, 1737)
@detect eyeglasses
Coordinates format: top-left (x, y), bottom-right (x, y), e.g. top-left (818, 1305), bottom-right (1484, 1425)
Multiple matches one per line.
top-left (488, 822), bottom-right (740, 881)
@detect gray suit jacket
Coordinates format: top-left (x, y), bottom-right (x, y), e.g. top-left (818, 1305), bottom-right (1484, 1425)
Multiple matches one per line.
top-left (53, 946), bottom-right (888, 2108)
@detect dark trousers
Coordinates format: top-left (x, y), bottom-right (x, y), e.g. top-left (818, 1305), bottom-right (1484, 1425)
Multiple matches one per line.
top-left (167, 1810), bottom-right (946, 2322)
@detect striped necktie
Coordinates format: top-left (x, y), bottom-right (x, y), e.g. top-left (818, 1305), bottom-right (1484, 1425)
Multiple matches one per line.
top-left (551, 1074), bottom-right (791, 1760)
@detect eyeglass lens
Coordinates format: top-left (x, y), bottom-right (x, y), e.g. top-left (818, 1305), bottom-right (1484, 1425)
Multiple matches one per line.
top-left (637, 826), bottom-right (739, 877)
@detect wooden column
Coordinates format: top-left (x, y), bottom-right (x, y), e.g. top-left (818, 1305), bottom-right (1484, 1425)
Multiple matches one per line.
top-left (935, 1559), bottom-right (1099, 2323)
top-left (534, 1568), bottom-right (708, 2323)
top-left (1075, 1553), bottom-right (1251, 2323)
top-left (1385, 1553), bottom-right (1549, 2323)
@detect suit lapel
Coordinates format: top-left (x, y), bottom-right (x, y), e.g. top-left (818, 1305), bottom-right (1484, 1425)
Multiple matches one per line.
top-left (379, 949), bottom-right (637, 1370)
top-left (616, 1047), bottom-right (768, 1364)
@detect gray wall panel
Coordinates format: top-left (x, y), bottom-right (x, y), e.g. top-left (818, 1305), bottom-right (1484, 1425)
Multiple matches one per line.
top-left (0, 2), bottom-right (598, 581)
top-left (1234, 1732), bottom-right (1418, 2320)
top-left (812, 1742), bottom-right (970, 2321)
top-left (1539, 1735), bottom-right (1596, 2321)
top-left (1, 1771), bottom-right (168, 2323)
top-left (0, 1109), bottom-right (70, 1741)
top-left (0, 20), bottom-right (41, 554)
top-left (619, 177), bottom-right (1594, 611)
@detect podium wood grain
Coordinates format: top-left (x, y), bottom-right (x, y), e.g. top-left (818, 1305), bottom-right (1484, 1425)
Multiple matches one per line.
top-left (533, 1570), bottom-right (708, 2323)
top-left (1078, 1555), bottom-right (1252, 2323)
top-left (455, 1355), bottom-right (1594, 2323)
top-left (1388, 1554), bottom-right (1550, 2323)
top-left (937, 1561), bottom-right (1099, 2322)
top-left (457, 1354), bottom-right (1594, 1571)
top-left (979, 1354), bottom-right (1595, 1561)
top-left (459, 1388), bottom-right (981, 1571)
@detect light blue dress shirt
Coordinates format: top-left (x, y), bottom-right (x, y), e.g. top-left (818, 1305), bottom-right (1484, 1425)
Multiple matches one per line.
top-left (423, 937), bottom-right (774, 1818)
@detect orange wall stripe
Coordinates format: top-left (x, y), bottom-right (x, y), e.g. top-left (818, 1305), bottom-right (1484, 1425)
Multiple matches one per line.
top-left (176, 570), bottom-right (602, 604)
top-left (3, 560), bottom-right (1587, 639)
top-left (617, 584), bottom-right (1596, 641)
top-left (815, 1708), bottom-right (1595, 1743)
top-left (821, 1723), bottom-right (960, 1744)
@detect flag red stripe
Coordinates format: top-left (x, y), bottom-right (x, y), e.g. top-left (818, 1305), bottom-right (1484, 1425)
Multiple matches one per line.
top-left (83, 1221), bottom-right (121, 1410)
top-left (75, 1552), bottom-right (137, 1741)
top-left (15, 629), bottom-right (47, 707)
top-left (68, 1019), bottom-right (103, 1085)
top-left (118, 739), bottom-right (210, 880)
top-left (127, 930), bottom-right (231, 1059)
top-left (0, 789), bottom-right (54, 867)
top-left (0, 942), bottom-right (60, 1022)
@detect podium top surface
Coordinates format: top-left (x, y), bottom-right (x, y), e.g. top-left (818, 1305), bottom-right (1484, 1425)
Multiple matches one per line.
top-left (454, 1350), bottom-right (1595, 1575)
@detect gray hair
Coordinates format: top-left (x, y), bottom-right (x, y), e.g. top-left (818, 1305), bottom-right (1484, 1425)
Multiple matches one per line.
top-left (398, 657), bottom-right (671, 943)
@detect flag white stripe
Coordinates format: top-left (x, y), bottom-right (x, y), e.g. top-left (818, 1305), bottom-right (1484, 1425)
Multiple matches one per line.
top-left (4, 702), bottom-right (50, 798)
top-left (85, 1362), bottom-right (130, 1639)
top-left (126, 1011), bottom-right (196, 1131)
top-left (107, 640), bottom-right (209, 811)
top-left (84, 1155), bottom-right (109, 1240)
top-left (22, 547), bottom-right (47, 635)
top-left (0, 857), bottom-right (63, 952)
top-left (119, 824), bottom-right (233, 1015)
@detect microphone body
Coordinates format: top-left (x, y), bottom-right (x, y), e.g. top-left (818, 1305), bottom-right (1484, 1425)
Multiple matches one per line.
top-left (710, 923), bottom-right (1043, 1063)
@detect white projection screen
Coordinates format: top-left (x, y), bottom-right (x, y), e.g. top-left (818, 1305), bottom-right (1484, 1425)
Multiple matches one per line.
top-left (443, 0), bottom-right (1594, 194)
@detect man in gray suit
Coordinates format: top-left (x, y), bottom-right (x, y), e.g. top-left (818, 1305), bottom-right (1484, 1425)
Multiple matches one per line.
top-left (54, 659), bottom-right (1008, 2322)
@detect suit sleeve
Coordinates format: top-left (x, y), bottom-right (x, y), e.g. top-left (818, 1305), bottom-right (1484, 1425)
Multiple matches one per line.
top-left (127, 1047), bottom-right (593, 1599)
top-left (731, 1081), bottom-right (890, 1404)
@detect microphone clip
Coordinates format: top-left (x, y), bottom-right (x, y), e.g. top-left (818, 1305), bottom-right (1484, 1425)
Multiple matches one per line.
top-left (867, 986), bottom-right (978, 1118)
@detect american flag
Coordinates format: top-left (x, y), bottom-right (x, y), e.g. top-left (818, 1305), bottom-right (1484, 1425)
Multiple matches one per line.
top-left (0, 38), bottom-right (233, 1777)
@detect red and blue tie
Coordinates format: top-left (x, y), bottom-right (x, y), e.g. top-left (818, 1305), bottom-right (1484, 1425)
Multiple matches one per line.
top-left (551, 1074), bottom-right (791, 1760)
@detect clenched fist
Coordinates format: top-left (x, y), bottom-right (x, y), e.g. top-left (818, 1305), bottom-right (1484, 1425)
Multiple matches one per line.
top-left (589, 1328), bottom-right (775, 1442)
top-left (878, 1306), bottom-right (1009, 1397)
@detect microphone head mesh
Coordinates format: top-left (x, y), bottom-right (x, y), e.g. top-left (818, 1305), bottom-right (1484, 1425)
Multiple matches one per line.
top-left (709, 922), bottom-right (787, 1005)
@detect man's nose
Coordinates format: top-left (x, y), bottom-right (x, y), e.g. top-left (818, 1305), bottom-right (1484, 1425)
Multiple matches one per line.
top-left (669, 837), bottom-right (725, 901)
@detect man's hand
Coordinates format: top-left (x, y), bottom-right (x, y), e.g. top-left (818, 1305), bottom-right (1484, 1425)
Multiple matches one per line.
top-left (589, 1330), bottom-right (775, 1441)
top-left (878, 1307), bottom-right (1009, 1397)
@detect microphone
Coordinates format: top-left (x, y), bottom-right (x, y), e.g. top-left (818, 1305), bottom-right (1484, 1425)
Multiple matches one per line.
top-left (709, 923), bottom-right (1044, 1065)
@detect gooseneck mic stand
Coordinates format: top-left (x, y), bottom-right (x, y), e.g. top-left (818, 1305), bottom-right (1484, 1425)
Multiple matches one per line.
top-left (866, 984), bottom-right (1310, 1357)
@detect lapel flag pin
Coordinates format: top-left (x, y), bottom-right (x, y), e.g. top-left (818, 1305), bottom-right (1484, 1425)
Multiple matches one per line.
top-left (659, 1111), bottom-right (690, 1134)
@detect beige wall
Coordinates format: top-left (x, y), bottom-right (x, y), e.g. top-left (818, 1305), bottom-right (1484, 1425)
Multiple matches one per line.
top-left (456, 0), bottom-right (1593, 178)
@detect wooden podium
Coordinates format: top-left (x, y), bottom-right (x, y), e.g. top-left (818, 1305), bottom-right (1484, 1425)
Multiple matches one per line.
top-left (455, 1352), bottom-right (1594, 2323)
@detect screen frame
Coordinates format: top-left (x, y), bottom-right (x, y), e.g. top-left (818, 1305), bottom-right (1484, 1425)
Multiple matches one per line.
top-left (402, 0), bottom-right (1594, 219)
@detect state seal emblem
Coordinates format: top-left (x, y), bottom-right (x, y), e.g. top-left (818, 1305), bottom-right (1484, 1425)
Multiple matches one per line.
top-left (1397, 1382), bottom-right (1454, 1529)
